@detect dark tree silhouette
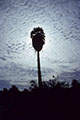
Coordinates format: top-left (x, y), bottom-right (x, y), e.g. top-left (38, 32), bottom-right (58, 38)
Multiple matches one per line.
top-left (1, 79), bottom-right (80, 120)
top-left (30, 27), bottom-right (45, 88)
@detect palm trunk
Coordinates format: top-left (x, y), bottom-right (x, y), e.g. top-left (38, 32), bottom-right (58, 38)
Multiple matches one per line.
top-left (37, 51), bottom-right (42, 89)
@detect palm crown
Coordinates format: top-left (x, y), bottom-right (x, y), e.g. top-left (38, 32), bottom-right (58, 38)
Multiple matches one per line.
top-left (30, 27), bottom-right (45, 51)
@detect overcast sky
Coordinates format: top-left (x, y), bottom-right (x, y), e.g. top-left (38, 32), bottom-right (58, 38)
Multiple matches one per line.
top-left (0, 0), bottom-right (80, 90)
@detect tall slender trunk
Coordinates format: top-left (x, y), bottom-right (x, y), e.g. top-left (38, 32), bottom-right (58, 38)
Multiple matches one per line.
top-left (37, 51), bottom-right (42, 89)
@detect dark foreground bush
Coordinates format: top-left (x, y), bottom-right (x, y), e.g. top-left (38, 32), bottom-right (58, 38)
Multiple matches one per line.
top-left (0, 79), bottom-right (80, 120)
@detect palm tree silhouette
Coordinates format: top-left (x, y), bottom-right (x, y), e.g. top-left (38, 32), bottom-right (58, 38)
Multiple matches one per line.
top-left (30, 27), bottom-right (45, 88)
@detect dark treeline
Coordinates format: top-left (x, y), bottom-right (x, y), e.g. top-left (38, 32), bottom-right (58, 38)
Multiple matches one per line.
top-left (0, 79), bottom-right (80, 120)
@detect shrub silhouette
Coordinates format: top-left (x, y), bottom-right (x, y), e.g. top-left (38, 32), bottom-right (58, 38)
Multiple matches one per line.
top-left (0, 79), bottom-right (80, 120)
top-left (71, 79), bottom-right (80, 88)
top-left (29, 80), bottom-right (38, 91)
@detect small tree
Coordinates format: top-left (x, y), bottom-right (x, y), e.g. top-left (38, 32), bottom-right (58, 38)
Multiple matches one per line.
top-left (30, 27), bottom-right (45, 88)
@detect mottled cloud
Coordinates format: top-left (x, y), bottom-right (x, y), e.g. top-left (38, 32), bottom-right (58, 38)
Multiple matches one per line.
top-left (0, 0), bottom-right (80, 89)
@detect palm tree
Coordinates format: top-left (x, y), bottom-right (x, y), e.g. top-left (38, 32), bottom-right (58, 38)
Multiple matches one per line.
top-left (30, 27), bottom-right (45, 88)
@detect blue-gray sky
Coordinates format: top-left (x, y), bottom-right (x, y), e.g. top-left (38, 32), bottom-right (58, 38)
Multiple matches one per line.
top-left (0, 0), bottom-right (80, 90)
